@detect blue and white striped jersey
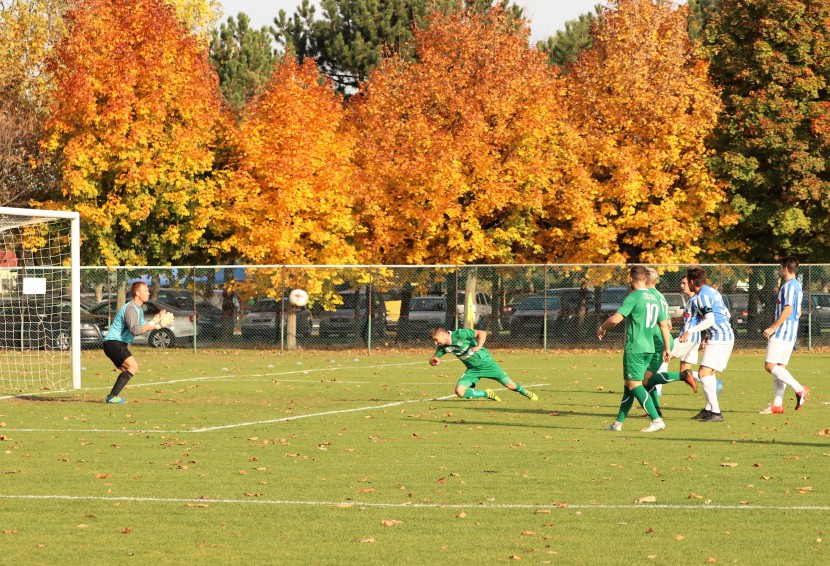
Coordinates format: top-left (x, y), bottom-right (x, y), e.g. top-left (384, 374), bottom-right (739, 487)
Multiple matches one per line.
top-left (680, 294), bottom-right (702, 343)
top-left (773, 278), bottom-right (802, 341)
top-left (691, 285), bottom-right (734, 342)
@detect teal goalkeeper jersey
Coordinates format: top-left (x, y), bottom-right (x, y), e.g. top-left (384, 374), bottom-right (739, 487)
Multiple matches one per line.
top-left (434, 328), bottom-right (496, 369)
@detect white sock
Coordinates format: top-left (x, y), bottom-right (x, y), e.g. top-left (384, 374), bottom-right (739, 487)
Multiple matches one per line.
top-left (655, 383), bottom-right (663, 394)
top-left (773, 378), bottom-right (787, 407)
top-left (657, 362), bottom-right (669, 373)
top-left (770, 366), bottom-right (802, 393)
top-left (701, 375), bottom-right (720, 413)
top-left (692, 370), bottom-right (701, 383)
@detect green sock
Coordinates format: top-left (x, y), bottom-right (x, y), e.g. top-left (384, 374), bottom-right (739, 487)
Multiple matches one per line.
top-left (632, 384), bottom-right (660, 420)
top-left (513, 382), bottom-right (526, 395)
top-left (649, 372), bottom-right (681, 386)
top-left (462, 388), bottom-right (487, 399)
top-left (616, 390), bottom-right (635, 423)
top-left (647, 386), bottom-right (661, 410)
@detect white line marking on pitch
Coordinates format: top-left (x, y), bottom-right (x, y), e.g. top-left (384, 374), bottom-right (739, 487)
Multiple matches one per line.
top-left (0, 494), bottom-right (827, 512)
top-left (0, 383), bottom-right (550, 434)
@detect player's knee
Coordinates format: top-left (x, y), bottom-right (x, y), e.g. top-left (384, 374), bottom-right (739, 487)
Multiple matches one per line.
top-left (764, 362), bottom-right (776, 373)
top-left (504, 380), bottom-right (517, 390)
top-left (124, 360), bottom-right (139, 375)
top-left (455, 386), bottom-right (466, 397)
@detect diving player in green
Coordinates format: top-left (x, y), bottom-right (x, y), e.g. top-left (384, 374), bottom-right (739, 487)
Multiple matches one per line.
top-left (598, 265), bottom-right (672, 433)
top-left (429, 327), bottom-right (538, 402)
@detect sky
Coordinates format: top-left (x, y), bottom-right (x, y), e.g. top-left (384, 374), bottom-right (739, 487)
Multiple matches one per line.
top-left (217, 1), bottom-right (609, 44)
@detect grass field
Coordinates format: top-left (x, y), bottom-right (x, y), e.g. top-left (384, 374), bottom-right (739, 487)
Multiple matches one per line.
top-left (0, 347), bottom-right (828, 565)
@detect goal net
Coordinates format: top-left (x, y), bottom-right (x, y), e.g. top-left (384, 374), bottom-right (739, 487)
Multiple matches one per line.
top-left (0, 207), bottom-right (81, 394)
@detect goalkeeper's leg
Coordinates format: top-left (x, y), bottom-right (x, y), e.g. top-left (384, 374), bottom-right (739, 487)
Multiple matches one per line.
top-left (108, 357), bottom-right (138, 401)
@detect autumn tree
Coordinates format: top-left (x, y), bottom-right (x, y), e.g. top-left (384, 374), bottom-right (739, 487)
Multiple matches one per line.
top-left (209, 12), bottom-right (277, 115)
top-left (44, 0), bottom-right (232, 265)
top-left (351, 6), bottom-right (601, 266)
top-left (0, 0), bottom-right (70, 205)
top-left (275, 0), bottom-right (524, 92)
top-left (566, 0), bottom-right (732, 263)
top-left (165, 0), bottom-right (221, 37)
top-left (687, 0), bottom-right (718, 41)
top-left (537, 4), bottom-right (602, 71)
top-left (224, 56), bottom-right (362, 269)
top-left (704, 0), bottom-right (830, 261)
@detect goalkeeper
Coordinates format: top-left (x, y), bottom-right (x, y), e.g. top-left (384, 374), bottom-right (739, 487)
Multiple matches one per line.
top-left (429, 327), bottom-right (538, 402)
top-left (102, 281), bottom-right (173, 404)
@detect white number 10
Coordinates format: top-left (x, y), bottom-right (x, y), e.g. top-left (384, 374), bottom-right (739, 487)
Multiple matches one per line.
top-left (645, 304), bottom-right (659, 328)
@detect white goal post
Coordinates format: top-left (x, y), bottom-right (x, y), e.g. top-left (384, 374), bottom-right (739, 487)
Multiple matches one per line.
top-left (0, 207), bottom-right (81, 392)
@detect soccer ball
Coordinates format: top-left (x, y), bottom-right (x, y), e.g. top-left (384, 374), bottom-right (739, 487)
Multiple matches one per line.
top-left (288, 289), bottom-right (309, 307)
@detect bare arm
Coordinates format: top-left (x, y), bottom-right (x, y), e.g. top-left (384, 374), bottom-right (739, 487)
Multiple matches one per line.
top-left (598, 313), bottom-right (624, 340)
top-left (763, 305), bottom-right (793, 339)
top-left (471, 329), bottom-right (487, 352)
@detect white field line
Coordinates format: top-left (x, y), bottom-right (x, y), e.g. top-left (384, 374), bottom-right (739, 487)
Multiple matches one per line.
top-left (0, 383), bottom-right (549, 435)
top-left (0, 493), bottom-right (827, 512)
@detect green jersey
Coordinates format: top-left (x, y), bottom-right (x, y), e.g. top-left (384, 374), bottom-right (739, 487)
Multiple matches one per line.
top-left (651, 289), bottom-right (670, 349)
top-left (434, 328), bottom-right (496, 369)
top-left (616, 289), bottom-right (667, 354)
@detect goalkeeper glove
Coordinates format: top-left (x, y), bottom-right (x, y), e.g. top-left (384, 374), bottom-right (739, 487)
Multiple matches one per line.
top-left (158, 311), bottom-right (175, 328)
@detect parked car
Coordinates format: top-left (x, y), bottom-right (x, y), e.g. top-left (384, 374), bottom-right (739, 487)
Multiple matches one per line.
top-left (502, 293), bottom-right (536, 325)
top-left (800, 292), bottom-right (830, 337)
top-left (318, 289), bottom-right (387, 339)
top-left (662, 292), bottom-right (687, 326)
top-left (0, 299), bottom-right (103, 351)
top-left (454, 291), bottom-right (493, 326)
top-left (726, 293), bottom-right (762, 330)
top-left (240, 297), bottom-right (312, 341)
top-left (406, 296), bottom-right (447, 337)
top-left (157, 289), bottom-right (224, 338)
top-left (88, 298), bottom-right (197, 348)
top-left (508, 295), bottom-right (562, 340)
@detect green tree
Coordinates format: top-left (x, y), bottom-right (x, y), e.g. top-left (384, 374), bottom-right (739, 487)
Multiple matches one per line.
top-left (275, 0), bottom-right (524, 92)
top-left (209, 13), bottom-right (277, 115)
top-left (536, 5), bottom-right (602, 71)
top-left (687, 0), bottom-right (718, 41)
top-left (704, 0), bottom-right (830, 261)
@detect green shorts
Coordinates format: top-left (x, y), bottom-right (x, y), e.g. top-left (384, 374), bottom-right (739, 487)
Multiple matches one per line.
top-left (457, 364), bottom-right (511, 389)
top-left (622, 352), bottom-right (652, 382)
top-left (647, 337), bottom-right (674, 374)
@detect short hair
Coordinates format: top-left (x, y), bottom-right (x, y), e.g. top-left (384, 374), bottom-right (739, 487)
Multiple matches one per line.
top-left (430, 326), bottom-right (448, 338)
top-left (130, 281), bottom-right (148, 298)
top-left (629, 265), bottom-right (648, 283)
top-left (687, 267), bottom-right (707, 287)
top-left (780, 256), bottom-right (799, 273)
top-left (645, 267), bottom-right (660, 285)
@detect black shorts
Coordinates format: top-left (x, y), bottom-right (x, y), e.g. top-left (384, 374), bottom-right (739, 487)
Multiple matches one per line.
top-left (103, 340), bottom-right (132, 368)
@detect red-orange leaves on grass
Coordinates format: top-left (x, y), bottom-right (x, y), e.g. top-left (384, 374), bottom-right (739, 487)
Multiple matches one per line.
top-left (351, 5), bottom-right (599, 264)
top-left (225, 57), bottom-right (361, 267)
top-left (45, 0), bottom-right (230, 265)
top-left (566, 0), bottom-right (733, 263)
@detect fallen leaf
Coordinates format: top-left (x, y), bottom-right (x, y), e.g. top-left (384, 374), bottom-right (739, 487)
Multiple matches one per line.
top-left (535, 509), bottom-right (551, 514)
top-left (635, 495), bottom-right (656, 504)
top-left (645, 528), bottom-right (654, 534)
top-left (122, 528), bottom-right (131, 534)
top-left (360, 538), bottom-right (375, 544)
top-left (76, 524), bottom-right (89, 528)
top-left (436, 477), bottom-right (447, 484)
top-left (708, 558), bottom-right (717, 563)
top-left (797, 486), bottom-right (813, 493)
top-left (94, 473), bottom-right (110, 479)
top-left (381, 520), bottom-right (402, 527)
top-left (818, 429), bottom-right (829, 437)
top-left (673, 534), bottom-right (685, 541)
top-left (509, 556), bottom-right (522, 561)
top-left (357, 488), bottom-right (376, 493)
top-left (721, 463), bottom-right (738, 467)
top-left (186, 503), bottom-right (209, 508)
top-left (521, 530), bottom-right (536, 536)
top-left (688, 493), bottom-right (703, 500)
top-left (2, 530), bottom-right (17, 535)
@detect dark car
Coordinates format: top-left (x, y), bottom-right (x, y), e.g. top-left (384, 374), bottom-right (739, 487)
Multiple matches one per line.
top-left (318, 289), bottom-right (386, 339)
top-left (240, 297), bottom-right (312, 341)
top-left (0, 300), bottom-right (103, 351)
top-left (800, 292), bottom-right (830, 337)
top-left (509, 295), bottom-right (561, 340)
top-left (157, 289), bottom-right (224, 338)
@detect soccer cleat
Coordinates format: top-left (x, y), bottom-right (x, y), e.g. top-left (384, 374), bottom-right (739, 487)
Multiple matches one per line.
top-left (105, 395), bottom-right (126, 404)
top-left (605, 421), bottom-right (623, 431)
top-left (681, 370), bottom-right (698, 393)
top-left (484, 389), bottom-right (501, 402)
top-left (690, 409), bottom-right (711, 420)
top-left (699, 411), bottom-right (724, 422)
top-left (640, 419), bottom-right (666, 433)
top-left (759, 404), bottom-right (784, 414)
top-left (522, 390), bottom-right (539, 401)
top-left (794, 386), bottom-right (811, 410)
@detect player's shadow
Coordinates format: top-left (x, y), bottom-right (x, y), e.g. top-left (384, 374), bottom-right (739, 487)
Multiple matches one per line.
top-left (480, 406), bottom-right (601, 418)
top-left (650, 437), bottom-right (830, 449)
top-left (11, 395), bottom-right (98, 403)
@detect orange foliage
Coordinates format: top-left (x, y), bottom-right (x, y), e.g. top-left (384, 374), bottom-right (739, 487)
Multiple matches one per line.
top-left (566, 0), bottom-right (734, 263)
top-left (225, 57), bottom-right (361, 267)
top-left (44, 0), bottom-right (229, 265)
top-left (350, 6), bottom-right (604, 264)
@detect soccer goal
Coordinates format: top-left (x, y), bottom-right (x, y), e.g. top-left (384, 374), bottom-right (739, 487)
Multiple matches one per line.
top-left (0, 207), bottom-right (81, 393)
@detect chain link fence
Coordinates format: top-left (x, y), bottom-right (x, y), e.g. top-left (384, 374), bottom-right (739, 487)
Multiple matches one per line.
top-left (79, 264), bottom-right (830, 352)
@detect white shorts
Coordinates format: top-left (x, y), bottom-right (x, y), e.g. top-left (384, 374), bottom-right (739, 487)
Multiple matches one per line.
top-left (670, 340), bottom-right (700, 365)
top-left (765, 337), bottom-right (795, 366)
top-left (699, 341), bottom-right (733, 373)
